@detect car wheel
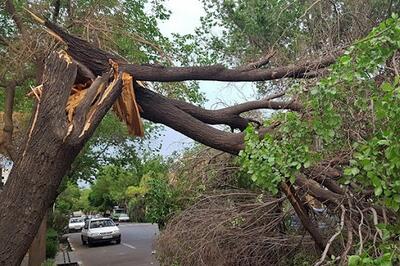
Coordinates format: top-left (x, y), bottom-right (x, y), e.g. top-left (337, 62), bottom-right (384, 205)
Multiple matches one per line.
top-left (81, 236), bottom-right (86, 245)
top-left (87, 238), bottom-right (93, 247)
top-left (115, 237), bottom-right (121, 244)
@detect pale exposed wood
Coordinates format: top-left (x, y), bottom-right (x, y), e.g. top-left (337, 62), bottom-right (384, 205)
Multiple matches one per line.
top-left (113, 72), bottom-right (144, 137)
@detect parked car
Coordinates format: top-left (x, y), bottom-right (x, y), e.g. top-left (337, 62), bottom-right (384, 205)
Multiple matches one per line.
top-left (118, 213), bottom-right (130, 222)
top-left (68, 217), bottom-right (85, 233)
top-left (81, 218), bottom-right (121, 247)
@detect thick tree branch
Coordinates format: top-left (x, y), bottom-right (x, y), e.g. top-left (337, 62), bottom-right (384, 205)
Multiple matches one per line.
top-left (169, 96), bottom-right (300, 131)
top-left (295, 174), bottom-right (344, 205)
top-left (281, 182), bottom-right (327, 253)
top-left (134, 84), bottom-right (245, 154)
top-left (41, 20), bottom-right (340, 82)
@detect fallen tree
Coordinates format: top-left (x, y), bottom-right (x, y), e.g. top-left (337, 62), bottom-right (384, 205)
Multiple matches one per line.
top-left (0, 5), bottom-right (399, 266)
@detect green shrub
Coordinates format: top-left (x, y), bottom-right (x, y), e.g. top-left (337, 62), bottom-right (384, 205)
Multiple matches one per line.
top-left (145, 176), bottom-right (179, 228)
top-left (48, 210), bottom-right (69, 234)
top-left (46, 228), bottom-right (58, 259)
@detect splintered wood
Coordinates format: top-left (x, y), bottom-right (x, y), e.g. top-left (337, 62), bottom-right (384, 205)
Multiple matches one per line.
top-left (66, 87), bottom-right (87, 122)
top-left (113, 72), bottom-right (144, 137)
top-left (29, 54), bottom-right (144, 139)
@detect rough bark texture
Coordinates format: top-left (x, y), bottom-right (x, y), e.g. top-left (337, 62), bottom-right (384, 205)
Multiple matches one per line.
top-left (0, 54), bottom-right (78, 265)
top-left (28, 213), bottom-right (47, 266)
top-left (0, 51), bottom-right (123, 265)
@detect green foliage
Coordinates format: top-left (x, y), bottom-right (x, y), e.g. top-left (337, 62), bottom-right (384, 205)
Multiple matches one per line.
top-left (240, 15), bottom-right (400, 263)
top-left (88, 164), bottom-right (136, 211)
top-left (46, 228), bottom-right (58, 259)
top-left (348, 253), bottom-right (395, 266)
top-left (241, 15), bottom-right (400, 198)
top-left (340, 15), bottom-right (400, 212)
top-left (55, 181), bottom-right (81, 215)
top-left (87, 155), bottom-right (170, 221)
top-left (144, 175), bottom-right (179, 228)
top-left (240, 113), bottom-right (313, 194)
top-left (48, 210), bottom-right (68, 234)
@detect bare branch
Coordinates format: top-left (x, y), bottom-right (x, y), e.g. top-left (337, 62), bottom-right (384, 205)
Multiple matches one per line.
top-left (315, 205), bottom-right (346, 266)
top-left (339, 218), bottom-right (354, 266)
top-left (237, 50), bottom-right (276, 71)
top-left (169, 96), bottom-right (300, 131)
top-left (134, 83), bottom-right (245, 154)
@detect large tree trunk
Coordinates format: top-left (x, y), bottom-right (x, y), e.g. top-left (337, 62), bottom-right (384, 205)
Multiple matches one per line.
top-left (28, 213), bottom-right (47, 266)
top-left (0, 51), bottom-right (123, 265)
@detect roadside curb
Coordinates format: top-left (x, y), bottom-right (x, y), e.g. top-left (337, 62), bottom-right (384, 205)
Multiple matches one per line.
top-left (55, 235), bottom-right (80, 266)
top-left (67, 236), bottom-right (75, 251)
top-left (67, 236), bottom-right (83, 265)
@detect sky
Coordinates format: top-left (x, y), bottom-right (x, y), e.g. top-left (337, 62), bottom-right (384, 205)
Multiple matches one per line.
top-left (155, 0), bottom-right (256, 156)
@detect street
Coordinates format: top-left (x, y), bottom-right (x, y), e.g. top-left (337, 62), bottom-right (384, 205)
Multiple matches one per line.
top-left (67, 223), bottom-right (159, 266)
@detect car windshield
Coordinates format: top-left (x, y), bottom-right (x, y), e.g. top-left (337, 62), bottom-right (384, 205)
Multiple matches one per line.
top-left (120, 214), bottom-right (128, 217)
top-left (70, 218), bottom-right (83, 223)
top-left (89, 219), bottom-right (115, 228)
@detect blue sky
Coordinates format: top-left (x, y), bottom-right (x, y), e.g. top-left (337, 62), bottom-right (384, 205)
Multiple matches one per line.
top-left (156, 0), bottom-right (256, 156)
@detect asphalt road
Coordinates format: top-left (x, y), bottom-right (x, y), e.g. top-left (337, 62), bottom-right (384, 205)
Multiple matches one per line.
top-left (67, 223), bottom-right (159, 266)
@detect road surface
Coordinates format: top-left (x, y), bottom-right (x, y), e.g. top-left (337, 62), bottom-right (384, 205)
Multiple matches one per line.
top-left (67, 223), bottom-right (159, 266)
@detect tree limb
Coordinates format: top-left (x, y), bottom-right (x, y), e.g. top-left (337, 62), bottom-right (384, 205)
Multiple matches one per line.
top-left (169, 97), bottom-right (300, 131)
top-left (41, 19), bottom-right (341, 82)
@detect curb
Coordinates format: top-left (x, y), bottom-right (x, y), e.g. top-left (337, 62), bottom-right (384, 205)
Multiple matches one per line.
top-left (67, 236), bottom-right (75, 251)
top-left (55, 235), bottom-right (80, 266)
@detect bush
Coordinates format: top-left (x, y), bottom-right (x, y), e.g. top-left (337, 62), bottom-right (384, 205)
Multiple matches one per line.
top-left (46, 228), bottom-right (59, 259)
top-left (128, 197), bottom-right (146, 222)
top-left (145, 176), bottom-right (179, 228)
top-left (48, 210), bottom-right (69, 234)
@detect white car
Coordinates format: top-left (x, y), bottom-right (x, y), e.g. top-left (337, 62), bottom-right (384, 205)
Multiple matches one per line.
top-left (81, 218), bottom-right (121, 246)
top-left (118, 213), bottom-right (130, 222)
top-left (68, 217), bottom-right (85, 233)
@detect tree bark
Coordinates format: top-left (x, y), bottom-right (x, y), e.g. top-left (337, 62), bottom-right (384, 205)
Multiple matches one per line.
top-left (281, 182), bottom-right (327, 253)
top-left (43, 19), bottom-right (339, 81)
top-left (0, 51), bottom-right (123, 265)
top-left (28, 212), bottom-right (47, 266)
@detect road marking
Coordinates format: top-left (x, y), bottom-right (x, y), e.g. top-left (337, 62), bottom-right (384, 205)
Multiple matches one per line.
top-left (122, 243), bottom-right (136, 249)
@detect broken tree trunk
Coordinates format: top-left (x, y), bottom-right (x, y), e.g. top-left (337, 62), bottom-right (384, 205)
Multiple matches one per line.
top-left (0, 51), bottom-right (124, 265)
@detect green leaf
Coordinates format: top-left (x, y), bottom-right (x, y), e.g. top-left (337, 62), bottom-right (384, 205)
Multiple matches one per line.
top-left (348, 255), bottom-right (361, 266)
top-left (374, 186), bottom-right (383, 196)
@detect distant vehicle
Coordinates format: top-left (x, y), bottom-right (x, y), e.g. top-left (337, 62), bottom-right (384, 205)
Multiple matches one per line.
top-left (72, 211), bottom-right (84, 217)
top-left (81, 218), bottom-right (121, 247)
top-left (118, 213), bottom-right (130, 222)
top-left (68, 217), bottom-right (85, 233)
top-left (111, 206), bottom-right (126, 221)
